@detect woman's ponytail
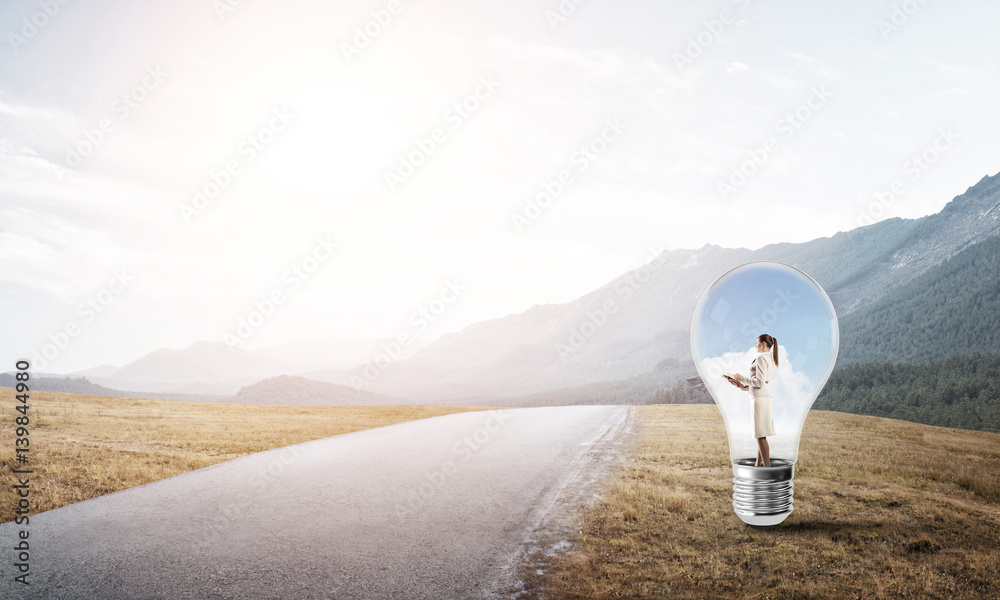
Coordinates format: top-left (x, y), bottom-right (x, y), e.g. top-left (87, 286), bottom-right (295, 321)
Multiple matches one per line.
top-left (757, 333), bottom-right (780, 366)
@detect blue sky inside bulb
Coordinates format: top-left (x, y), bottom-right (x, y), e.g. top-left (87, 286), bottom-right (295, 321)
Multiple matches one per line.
top-left (691, 261), bottom-right (839, 463)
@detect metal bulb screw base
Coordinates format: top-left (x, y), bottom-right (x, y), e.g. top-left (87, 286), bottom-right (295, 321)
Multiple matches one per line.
top-left (732, 458), bottom-right (794, 529)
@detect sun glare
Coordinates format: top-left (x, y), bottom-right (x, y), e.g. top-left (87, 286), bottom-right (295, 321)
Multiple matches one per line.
top-left (261, 86), bottom-right (400, 195)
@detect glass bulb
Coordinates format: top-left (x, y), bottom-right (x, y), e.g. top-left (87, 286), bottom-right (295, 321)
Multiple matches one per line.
top-left (690, 261), bottom-right (839, 529)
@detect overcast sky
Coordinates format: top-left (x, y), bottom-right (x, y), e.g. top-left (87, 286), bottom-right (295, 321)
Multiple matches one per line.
top-left (1, 0), bottom-right (998, 372)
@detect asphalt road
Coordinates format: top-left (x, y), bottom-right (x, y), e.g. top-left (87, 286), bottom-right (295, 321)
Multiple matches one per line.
top-left (1, 404), bottom-right (634, 600)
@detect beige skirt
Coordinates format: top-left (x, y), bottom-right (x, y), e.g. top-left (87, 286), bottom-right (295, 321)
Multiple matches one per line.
top-left (752, 396), bottom-right (775, 438)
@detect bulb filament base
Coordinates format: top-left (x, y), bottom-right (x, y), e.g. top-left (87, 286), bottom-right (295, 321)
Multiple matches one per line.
top-left (732, 458), bottom-right (794, 529)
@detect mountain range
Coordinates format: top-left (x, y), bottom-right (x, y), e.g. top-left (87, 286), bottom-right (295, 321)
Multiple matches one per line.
top-left (351, 170), bottom-right (1000, 401)
top-left (68, 337), bottom-right (430, 395)
top-left (8, 170), bottom-right (999, 405)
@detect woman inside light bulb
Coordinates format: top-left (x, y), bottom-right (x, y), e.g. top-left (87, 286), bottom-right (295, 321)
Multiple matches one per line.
top-left (728, 334), bottom-right (779, 467)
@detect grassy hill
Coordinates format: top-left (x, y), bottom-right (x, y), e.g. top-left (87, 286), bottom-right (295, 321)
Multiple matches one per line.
top-left (521, 404), bottom-right (1000, 600)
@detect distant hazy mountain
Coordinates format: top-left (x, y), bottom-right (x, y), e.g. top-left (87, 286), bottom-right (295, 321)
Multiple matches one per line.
top-left (0, 373), bottom-right (226, 403)
top-left (85, 337), bottom-right (434, 395)
top-left (88, 341), bottom-right (300, 394)
top-left (233, 375), bottom-right (399, 406)
top-left (68, 364), bottom-right (122, 378)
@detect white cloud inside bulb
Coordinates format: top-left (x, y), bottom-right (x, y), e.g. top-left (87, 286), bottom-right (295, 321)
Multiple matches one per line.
top-left (697, 345), bottom-right (817, 460)
top-left (699, 345), bottom-right (813, 399)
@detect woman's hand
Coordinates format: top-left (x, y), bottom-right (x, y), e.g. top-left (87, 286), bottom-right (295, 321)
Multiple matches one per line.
top-left (736, 373), bottom-right (750, 390)
top-left (728, 375), bottom-right (748, 390)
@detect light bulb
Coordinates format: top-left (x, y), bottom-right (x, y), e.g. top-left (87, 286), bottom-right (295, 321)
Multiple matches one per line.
top-left (690, 261), bottom-right (839, 529)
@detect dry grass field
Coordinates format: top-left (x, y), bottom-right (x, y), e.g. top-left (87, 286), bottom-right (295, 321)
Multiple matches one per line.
top-left (0, 388), bottom-right (494, 524)
top-left (525, 404), bottom-right (1000, 600)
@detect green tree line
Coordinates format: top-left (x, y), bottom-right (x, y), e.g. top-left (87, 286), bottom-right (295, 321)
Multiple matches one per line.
top-left (814, 352), bottom-right (1000, 433)
top-left (838, 234), bottom-right (1000, 365)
